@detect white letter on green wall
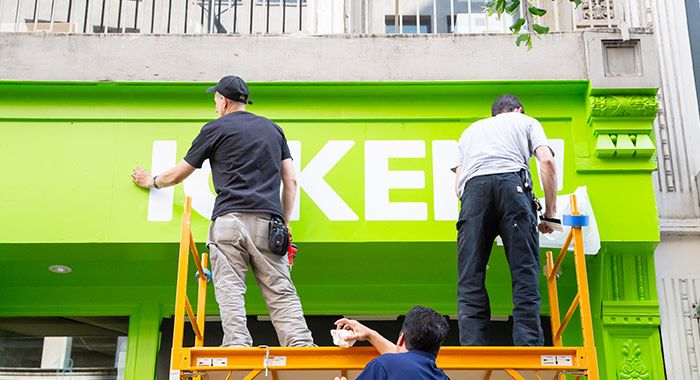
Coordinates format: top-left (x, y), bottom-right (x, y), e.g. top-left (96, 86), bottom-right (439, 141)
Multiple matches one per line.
top-left (432, 140), bottom-right (459, 221)
top-left (365, 141), bottom-right (427, 221)
top-left (183, 160), bottom-right (215, 219)
top-left (291, 140), bottom-right (359, 221)
top-left (148, 141), bottom-right (176, 222)
top-left (149, 141), bottom-right (216, 221)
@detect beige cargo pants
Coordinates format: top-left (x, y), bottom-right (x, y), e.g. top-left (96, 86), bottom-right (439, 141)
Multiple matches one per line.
top-left (207, 212), bottom-right (314, 347)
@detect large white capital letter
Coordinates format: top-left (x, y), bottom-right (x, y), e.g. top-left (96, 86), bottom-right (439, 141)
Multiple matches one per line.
top-left (183, 160), bottom-right (215, 219)
top-left (432, 140), bottom-right (459, 221)
top-left (299, 141), bottom-right (358, 221)
top-left (365, 141), bottom-right (427, 221)
top-left (148, 141), bottom-right (176, 222)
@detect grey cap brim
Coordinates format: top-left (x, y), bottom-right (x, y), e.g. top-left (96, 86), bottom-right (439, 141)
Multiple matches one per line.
top-left (206, 85), bottom-right (218, 93)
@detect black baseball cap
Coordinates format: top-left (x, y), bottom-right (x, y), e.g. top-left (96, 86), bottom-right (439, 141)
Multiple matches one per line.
top-left (206, 75), bottom-right (253, 104)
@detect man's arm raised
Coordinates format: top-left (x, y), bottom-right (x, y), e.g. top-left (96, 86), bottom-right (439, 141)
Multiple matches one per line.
top-left (280, 158), bottom-right (297, 226)
top-left (453, 165), bottom-right (463, 198)
top-left (132, 160), bottom-right (196, 189)
top-left (534, 145), bottom-right (557, 233)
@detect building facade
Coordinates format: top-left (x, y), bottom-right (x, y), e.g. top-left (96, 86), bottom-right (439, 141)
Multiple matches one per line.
top-left (1, 0), bottom-right (698, 379)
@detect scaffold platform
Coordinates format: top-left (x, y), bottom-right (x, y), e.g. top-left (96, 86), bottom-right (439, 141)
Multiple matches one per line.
top-left (169, 196), bottom-right (599, 380)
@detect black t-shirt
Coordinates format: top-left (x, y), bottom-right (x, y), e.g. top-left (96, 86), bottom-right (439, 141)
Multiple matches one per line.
top-left (183, 111), bottom-right (292, 220)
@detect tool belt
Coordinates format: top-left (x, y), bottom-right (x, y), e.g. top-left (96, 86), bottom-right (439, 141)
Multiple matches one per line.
top-left (268, 215), bottom-right (290, 256)
top-left (518, 169), bottom-right (542, 213)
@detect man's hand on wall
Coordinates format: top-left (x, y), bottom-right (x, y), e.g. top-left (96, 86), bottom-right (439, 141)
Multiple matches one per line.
top-left (131, 165), bottom-right (154, 189)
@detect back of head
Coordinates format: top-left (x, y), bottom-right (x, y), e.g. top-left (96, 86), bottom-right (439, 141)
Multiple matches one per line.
top-left (491, 94), bottom-right (524, 116)
top-left (207, 75), bottom-right (253, 105)
top-left (401, 306), bottom-right (449, 356)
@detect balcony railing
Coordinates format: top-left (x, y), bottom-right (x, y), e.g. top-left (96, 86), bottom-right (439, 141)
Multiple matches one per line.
top-left (0, 0), bottom-right (651, 35)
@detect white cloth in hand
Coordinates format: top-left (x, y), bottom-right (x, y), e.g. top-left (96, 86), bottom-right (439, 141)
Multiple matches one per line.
top-left (331, 329), bottom-right (356, 348)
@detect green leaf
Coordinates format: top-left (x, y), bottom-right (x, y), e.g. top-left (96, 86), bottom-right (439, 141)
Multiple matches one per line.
top-left (528, 6), bottom-right (547, 16)
top-left (516, 33), bottom-right (530, 47)
top-left (510, 18), bottom-right (526, 34)
top-left (526, 36), bottom-right (533, 50)
top-left (496, 0), bottom-right (506, 15)
top-left (570, 0), bottom-right (583, 6)
top-left (484, 0), bottom-right (496, 16)
top-left (532, 23), bottom-right (550, 34)
top-left (506, 0), bottom-right (520, 14)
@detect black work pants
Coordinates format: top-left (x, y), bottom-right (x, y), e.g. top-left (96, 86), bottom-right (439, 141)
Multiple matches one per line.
top-left (456, 172), bottom-right (544, 346)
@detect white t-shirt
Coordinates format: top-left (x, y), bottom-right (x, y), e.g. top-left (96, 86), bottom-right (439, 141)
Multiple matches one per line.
top-left (454, 112), bottom-right (550, 197)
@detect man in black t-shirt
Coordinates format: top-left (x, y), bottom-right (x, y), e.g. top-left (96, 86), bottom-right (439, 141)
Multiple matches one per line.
top-left (132, 75), bottom-right (314, 347)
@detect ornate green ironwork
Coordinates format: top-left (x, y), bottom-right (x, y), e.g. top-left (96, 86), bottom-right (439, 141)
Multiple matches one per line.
top-left (590, 96), bottom-right (659, 117)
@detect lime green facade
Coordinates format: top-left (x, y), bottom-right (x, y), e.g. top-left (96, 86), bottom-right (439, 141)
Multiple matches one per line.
top-left (0, 81), bottom-right (664, 379)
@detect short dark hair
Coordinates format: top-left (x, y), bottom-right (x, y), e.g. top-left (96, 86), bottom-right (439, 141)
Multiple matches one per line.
top-left (400, 306), bottom-right (449, 356)
top-left (491, 94), bottom-right (524, 116)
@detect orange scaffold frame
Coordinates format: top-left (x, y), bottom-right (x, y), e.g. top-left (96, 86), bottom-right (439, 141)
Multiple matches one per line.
top-left (170, 196), bottom-right (599, 380)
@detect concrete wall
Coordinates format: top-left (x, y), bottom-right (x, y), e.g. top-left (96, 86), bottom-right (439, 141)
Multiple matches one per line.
top-left (0, 31), bottom-right (657, 82)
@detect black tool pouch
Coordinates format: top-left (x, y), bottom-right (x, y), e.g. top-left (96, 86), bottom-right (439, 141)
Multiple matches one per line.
top-left (518, 169), bottom-right (542, 212)
top-left (268, 216), bottom-right (289, 256)
top-left (518, 169), bottom-right (533, 191)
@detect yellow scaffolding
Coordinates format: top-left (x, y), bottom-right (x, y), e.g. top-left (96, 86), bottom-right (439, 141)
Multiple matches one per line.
top-left (170, 196), bottom-right (599, 380)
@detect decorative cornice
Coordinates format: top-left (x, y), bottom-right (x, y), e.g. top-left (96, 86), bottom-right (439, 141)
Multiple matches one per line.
top-left (577, 93), bottom-right (659, 172)
top-left (589, 95), bottom-right (659, 117)
top-left (594, 134), bottom-right (656, 158)
top-left (602, 301), bottom-right (660, 326)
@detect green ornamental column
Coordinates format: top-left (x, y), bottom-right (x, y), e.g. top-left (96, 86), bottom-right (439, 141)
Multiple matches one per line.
top-left (580, 92), bottom-right (665, 380)
top-left (124, 303), bottom-right (162, 380)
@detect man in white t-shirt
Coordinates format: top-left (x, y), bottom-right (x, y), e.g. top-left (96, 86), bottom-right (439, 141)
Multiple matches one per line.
top-left (452, 94), bottom-right (557, 346)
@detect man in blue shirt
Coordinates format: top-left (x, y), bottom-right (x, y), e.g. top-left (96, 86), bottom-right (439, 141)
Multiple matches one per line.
top-left (335, 306), bottom-right (450, 380)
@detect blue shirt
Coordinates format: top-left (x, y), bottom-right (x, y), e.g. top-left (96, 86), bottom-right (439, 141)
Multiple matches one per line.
top-left (357, 350), bottom-right (450, 380)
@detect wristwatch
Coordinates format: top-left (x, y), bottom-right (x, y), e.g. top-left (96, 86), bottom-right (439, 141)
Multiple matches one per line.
top-left (152, 175), bottom-right (160, 189)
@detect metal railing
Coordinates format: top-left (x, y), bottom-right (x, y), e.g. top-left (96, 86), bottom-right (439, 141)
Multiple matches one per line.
top-left (0, 0), bottom-right (308, 34)
top-left (381, 0), bottom-right (651, 35)
top-left (0, 0), bottom-right (651, 35)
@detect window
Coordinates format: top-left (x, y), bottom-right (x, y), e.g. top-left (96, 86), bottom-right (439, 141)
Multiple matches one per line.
top-left (0, 317), bottom-right (128, 379)
top-left (196, 0), bottom-right (243, 4)
top-left (255, 0), bottom-right (307, 5)
top-left (447, 12), bottom-right (514, 33)
top-left (456, 0), bottom-right (489, 11)
top-left (385, 15), bottom-right (432, 34)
